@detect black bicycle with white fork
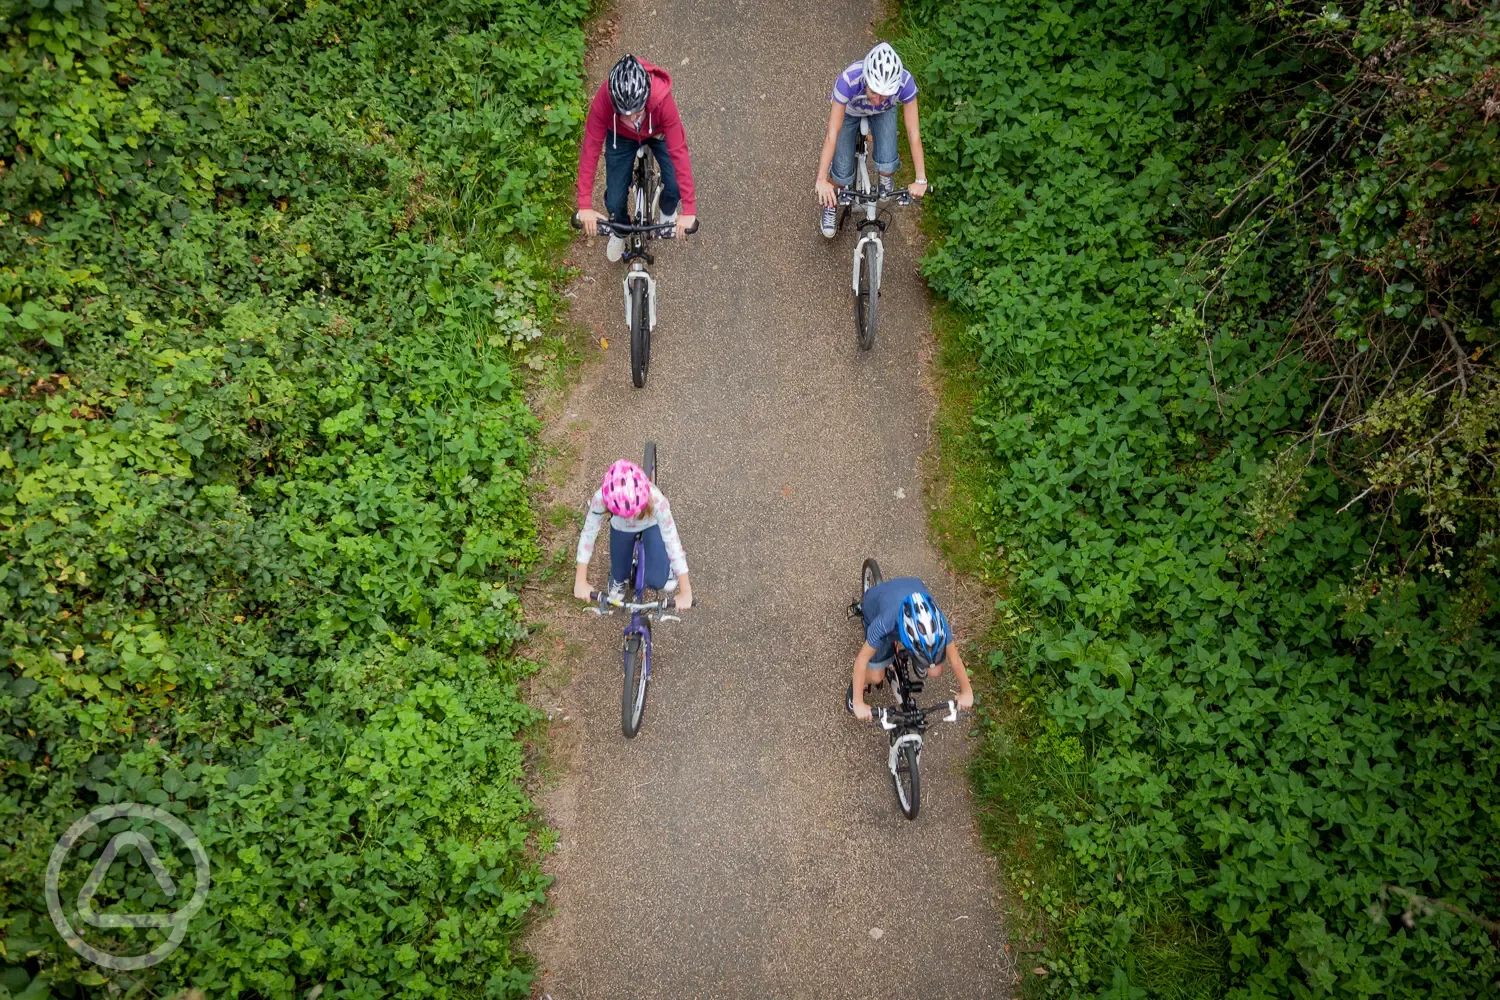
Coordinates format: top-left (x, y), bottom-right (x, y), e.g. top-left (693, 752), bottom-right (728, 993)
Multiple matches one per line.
top-left (573, 144), bottom-right (699, 388)
top-left (851, 557), bottom-right (966, 820)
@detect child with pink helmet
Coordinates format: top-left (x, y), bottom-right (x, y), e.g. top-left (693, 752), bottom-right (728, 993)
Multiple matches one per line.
top-left (573, 458), bottom-right (693, 609)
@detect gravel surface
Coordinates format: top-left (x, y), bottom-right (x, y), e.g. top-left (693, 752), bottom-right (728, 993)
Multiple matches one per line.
top-left (531, 2), bottom-right (1012, 996)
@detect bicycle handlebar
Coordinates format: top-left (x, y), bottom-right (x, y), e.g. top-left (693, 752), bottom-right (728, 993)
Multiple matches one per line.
top-left (571, 215), bottom-right (701, 237)
top-left (868, 700), bottom-right (968, 729)
top-left (586, 591), bottom-right (686, 615)
top-left (837, 187), bottom-right (925, 207)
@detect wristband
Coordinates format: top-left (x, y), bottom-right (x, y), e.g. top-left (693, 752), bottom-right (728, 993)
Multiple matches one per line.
top-left (915, 177), bottom-right (927, 184)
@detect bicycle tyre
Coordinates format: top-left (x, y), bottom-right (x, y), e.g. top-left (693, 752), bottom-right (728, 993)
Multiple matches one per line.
top-left (862, 557), bottom-right (883, 594)
top-left (630, 283), bottom-right (649, 388)
top-left (855, 240), bottom-right (878, 352)
top-left (893, 740), bottom-right (920, 819)
top-left (643, 441), bottom-right (657, 483)
top-left (622, 634), bottom-right (648, 738)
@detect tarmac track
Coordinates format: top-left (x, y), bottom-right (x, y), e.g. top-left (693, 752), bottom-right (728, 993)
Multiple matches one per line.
top-left (531, 2), bottom-right (1012, 996)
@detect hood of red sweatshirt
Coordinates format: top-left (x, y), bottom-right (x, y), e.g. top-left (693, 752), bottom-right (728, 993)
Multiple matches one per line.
top-left (610, 59), bottom-right (675, 140)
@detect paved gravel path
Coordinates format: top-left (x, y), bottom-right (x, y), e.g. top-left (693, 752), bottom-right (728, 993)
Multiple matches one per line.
top-left (531, 2), bottom-right (1012, 996)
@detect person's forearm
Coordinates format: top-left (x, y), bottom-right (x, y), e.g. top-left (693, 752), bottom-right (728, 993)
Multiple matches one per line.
top-left (851, 647), bottom-right (873, 703)
top-left (949, 647), bottom-right (972, 693)
top-left (817, 134), bottom-right (838, 185)
top-left (904, 103), bottom-right (926, 180)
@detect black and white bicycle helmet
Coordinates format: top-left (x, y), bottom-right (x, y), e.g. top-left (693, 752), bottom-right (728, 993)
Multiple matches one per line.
top-left (862, 42), bottom-right (905, 96)
top-left (609, 54), bottom-right (650, 116)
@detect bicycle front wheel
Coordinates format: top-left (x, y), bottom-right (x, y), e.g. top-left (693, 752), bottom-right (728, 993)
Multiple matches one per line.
top-left (862, 557), bottom-right (882, 594)
top-left (892, 740), bottom-right (920, 819)
top-left (643, 441), bottom-right (657, 483)
top-left (630, 283), bottom-right (650, 388)
top-left (622, 634), bottom-right (649, 738)
top-left (855, 240), bottom-right (878, 352)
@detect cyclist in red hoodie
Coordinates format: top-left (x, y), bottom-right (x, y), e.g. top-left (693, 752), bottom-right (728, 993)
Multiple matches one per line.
top-left (576, 54), bottom-right (698, 262)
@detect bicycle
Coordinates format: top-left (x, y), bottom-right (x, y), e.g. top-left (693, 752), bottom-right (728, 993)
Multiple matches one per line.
top-left (573, 144), bottom-right (699, 388)
top-left (849, 557), bottom-right (966, 819)
top-left (836, 117), bottom-right (918, 353)
top-left (588, 441), bottom-right (682, 737)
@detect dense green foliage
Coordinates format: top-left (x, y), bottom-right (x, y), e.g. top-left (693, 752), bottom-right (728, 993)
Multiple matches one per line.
top-left (0, 0), bottom-right (587, 994)
top-left (903, 1), bottom-right (1499, 997)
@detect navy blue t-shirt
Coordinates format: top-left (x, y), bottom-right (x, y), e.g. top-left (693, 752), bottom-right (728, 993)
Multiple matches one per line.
top-left (862, 576), bottom-right (928, 661)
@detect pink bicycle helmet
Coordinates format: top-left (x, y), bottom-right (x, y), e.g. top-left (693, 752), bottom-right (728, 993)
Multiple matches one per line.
top-left (601, 459), bottom-right (651, 518)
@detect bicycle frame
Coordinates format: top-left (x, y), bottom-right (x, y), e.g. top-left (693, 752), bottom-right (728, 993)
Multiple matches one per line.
top-left (850, 119), bottom-right (885, 298)
top-left (622, 532), bottom-right (654, 688)
top-left (621, 146), bottom-right (663, 334)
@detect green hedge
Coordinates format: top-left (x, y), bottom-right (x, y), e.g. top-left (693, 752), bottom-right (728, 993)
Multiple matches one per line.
top-left (0, 1), bottom-right (587, 995)
top-left (903, 2), bottom-right (1499, 998)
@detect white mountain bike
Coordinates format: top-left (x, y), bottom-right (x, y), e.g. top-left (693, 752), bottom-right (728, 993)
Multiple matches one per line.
top-left (836, 117), bottom-right (915, 353)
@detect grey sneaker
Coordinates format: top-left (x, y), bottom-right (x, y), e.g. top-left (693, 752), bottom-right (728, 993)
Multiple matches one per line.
top-left (878, 175), bottom-right (895, 198)
top-left (820, 204), bottom-right (838, 238)
top-left (606, 234), bottom-right (626, 262)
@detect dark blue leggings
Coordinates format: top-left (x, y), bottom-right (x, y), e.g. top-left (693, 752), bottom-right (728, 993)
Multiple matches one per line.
top-left (609, 525), bottom-right (670, 591)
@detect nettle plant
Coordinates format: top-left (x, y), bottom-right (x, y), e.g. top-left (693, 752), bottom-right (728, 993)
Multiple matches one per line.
top-left (1, 0), bottom-right (587, 995)
top-left (904, 1), bottom-right (1498, 998)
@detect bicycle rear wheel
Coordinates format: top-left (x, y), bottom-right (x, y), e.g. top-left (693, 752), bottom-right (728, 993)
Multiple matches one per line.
top-left (892, 740), bottom-right (920, 819)
top-left (622, 634), bottom-right (649, 738)
top-left (855, 241), bottom-right (878, 352)
top-left (862, 557), bottom-right (882, 594)
top-left (643, 441), bottom-right (657, 483)
top-left (629, 283), bottom-right (650, 388)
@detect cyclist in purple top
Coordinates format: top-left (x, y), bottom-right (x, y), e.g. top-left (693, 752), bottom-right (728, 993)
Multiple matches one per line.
top-left (814, 42), bottom-right (929, 238)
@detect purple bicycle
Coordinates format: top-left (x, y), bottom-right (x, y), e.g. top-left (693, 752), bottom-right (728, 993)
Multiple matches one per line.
top-left (589, 441), bottom-right (681, 737)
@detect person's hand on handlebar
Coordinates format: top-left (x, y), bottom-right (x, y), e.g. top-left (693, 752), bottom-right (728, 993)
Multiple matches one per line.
top-left (572, 562), bottom-right (594, 602)
top-left (908, 179), bottom-right (929, 199)
top-left (957, 688), bottom-right (974, 711)
top-left (816, 178), bottom-right (838, 208)
top-left (577, 208), bottom-right (607, 236)
top-left (851, 698), bottom-right (874, 722)
top-left (671, 574), bottom-right (693, 611)
top-left (673, 214), bottom-right (697, 239)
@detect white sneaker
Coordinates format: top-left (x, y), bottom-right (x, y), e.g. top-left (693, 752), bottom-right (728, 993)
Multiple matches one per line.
top-left (658, 211), bottom-right (677, 226)
top-left (606, 581), bottom-right (625, 604)
top-left (820, 205), bottom-right (837, 238)
top-left (606, 235), bottom-right (626, 262)
top-left (663, 574), bottom-right (679, 593)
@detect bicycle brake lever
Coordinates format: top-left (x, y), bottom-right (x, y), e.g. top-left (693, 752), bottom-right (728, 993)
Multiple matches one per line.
top-left (659, 614), bottom-right (682, 623)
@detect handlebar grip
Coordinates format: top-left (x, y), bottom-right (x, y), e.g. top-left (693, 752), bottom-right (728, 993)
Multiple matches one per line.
top-left (571, 214), bottom-right (582, 230)
top-left (684, 219), bottom-right (700, 236)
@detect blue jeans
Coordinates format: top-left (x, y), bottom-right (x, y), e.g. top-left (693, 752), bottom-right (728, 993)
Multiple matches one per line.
top-left (829, 108), bottom-right (899, 187)
top-left (609, 525), bottom-right (670, 592)
top-left (604, 135), bottom-right (681, 225)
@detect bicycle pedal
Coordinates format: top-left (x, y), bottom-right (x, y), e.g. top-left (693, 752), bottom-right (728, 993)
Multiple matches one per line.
top-left (847, 600), bottom-right (864, 619)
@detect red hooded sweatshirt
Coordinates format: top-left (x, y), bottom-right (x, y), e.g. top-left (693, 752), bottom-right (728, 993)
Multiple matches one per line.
top-left (576, 60), bottom-right (697, 216)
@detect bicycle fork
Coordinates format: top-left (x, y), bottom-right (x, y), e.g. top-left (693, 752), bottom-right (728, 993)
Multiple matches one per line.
top-left (852, 233), bottom-right (884, 297)
top-left (888, 732), bottom-right (922, 776)
top-left (623, 266), bottom-right (657, 331)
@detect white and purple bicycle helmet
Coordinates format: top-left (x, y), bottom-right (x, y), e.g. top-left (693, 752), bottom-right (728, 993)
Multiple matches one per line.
top-left (601, 459), bottom-right (651, 518)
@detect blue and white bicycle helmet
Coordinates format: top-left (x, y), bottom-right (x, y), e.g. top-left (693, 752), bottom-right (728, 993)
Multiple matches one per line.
top-left (899, 591), bottom-right (950, 673)
top-left (862, 42), bottom-right (905, 97)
